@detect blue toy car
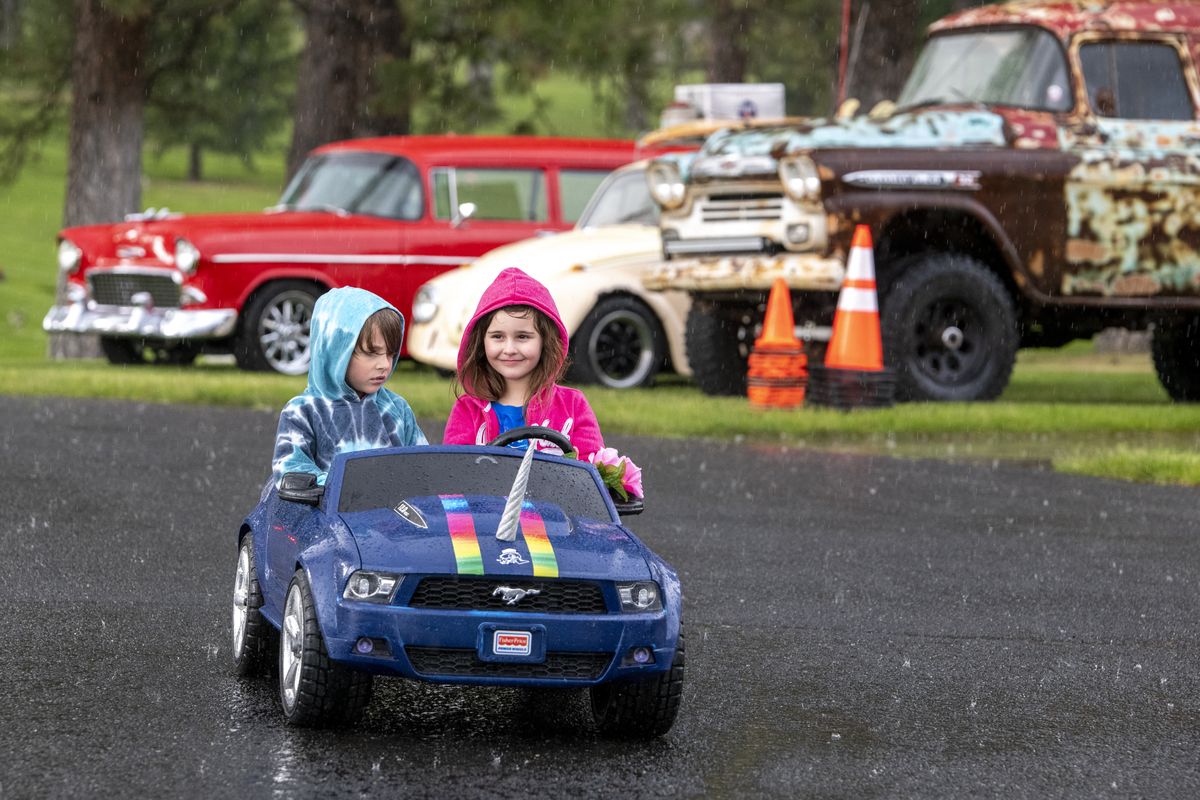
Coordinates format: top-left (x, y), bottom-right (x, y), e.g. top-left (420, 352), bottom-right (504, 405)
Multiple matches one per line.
top-left (231, 427), bottom-right (684, 736)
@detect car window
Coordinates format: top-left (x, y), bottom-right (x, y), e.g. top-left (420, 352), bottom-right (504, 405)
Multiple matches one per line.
top-left (560, 170), bottom-right (612, 223)
top-left (898, 28), bottom-right (1071, 112)
top-left (337, 451), bottom-right (612, 521)
top-left (577, 168), bottom-right (658, 228)
top-left (1079, 40), bottom-right (1193, 121)
top-left (432, 168), bottom-right (548, 222)
top-left (279, 153), bottom-right (424, 220)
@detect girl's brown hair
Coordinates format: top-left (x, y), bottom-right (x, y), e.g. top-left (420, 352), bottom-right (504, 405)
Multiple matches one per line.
top-left (456, 305), bottom-right (567, 406)
top-left (357, 308), bottom-right (404, 355)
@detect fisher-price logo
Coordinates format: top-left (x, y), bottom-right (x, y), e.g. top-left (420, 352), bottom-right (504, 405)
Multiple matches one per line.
top-left (493, 630), bottom-right (531, 656)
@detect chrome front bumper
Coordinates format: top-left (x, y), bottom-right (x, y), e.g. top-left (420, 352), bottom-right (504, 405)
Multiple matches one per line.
top-left (43, 302), bottom-right (238, 340)
top-left (643, 251), bottom-right (846, 292)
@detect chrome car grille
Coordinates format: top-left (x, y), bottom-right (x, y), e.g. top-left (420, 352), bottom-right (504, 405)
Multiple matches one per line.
top-left (89, 272), bottom-right (181, 307)
top-left (699, 193), bottom-right (784, 223)
top-left (405, 647), bottom-right (611, 680)
top-left (408, 576), bottom-right (607, 614)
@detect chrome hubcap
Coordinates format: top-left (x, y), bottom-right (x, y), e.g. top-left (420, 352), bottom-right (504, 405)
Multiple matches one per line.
top-left (280, 586), bottom-right (304, 711)
top-left (232, 547), bottom-right (249, 655)
top-left (941, 325), bottom-right (964, 351)
top-left (588, 309), bottom-right (655, 388)
top-left (258, 291), bottom-right (314, 375)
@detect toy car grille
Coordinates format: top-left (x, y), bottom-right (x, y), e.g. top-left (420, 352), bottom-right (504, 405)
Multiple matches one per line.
top-left (408, 577), bottom-right (607, 614)
top-left (699, 193), bottom-right (783, 223)
top-left (405, 647), bottom-right (611, 681)
top-left (89, 272), bottom-right (181, 308)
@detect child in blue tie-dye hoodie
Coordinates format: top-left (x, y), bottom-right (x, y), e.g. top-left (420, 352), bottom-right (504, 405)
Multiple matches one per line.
top-left (270, 287), bottom-right (427, 488)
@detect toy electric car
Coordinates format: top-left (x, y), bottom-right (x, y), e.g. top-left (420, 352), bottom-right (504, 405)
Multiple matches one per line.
top-left (231, 428), bottom-right (684, 737)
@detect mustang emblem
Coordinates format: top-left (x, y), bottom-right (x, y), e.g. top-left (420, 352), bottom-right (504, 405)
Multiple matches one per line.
top-left (493, 586), bottom-right (541, 605)
top-left (496, 548), bottom-right (529, 566)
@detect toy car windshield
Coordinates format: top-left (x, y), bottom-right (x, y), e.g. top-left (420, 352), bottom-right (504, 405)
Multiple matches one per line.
top-left (336, 448), bottom-right (612, 521)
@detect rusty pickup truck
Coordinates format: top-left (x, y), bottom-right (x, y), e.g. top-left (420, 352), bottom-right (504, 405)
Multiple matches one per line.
top-left (645, 1), bottom-right (1200, 401)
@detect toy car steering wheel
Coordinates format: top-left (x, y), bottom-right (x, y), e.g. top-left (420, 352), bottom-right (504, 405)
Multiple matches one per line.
top-left (487, 425), bottom-right (575, 453)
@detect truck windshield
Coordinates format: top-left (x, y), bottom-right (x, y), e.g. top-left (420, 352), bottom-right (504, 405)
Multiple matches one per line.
top-left (279, 152), bottom-right (425, 220)
top-left (897, 28), bottom-right (1071, 113)
top-left (577, 167), bottom-right (659, 228)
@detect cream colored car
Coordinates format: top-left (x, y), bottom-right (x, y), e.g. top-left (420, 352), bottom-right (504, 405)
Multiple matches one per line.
top-left (406, 162), bottom-right (690, 388)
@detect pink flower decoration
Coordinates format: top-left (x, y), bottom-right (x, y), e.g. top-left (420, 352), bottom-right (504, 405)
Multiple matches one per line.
top-left (587, 447), bottom-right (643, 501)
top-left (589, 447), bottom-right (621, 468)
top-left (622, 457), bottom-right (644, 499)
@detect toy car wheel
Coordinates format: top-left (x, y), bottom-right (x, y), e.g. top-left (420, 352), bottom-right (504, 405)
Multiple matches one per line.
top-left (685, 301), bottom-right (754, 396)
top-left (569, 296), bottom-right (666, 389)
top-left (278, 569), bottom-right (373, 726)
top-left (231, 535), bottom-right (276, 678)
top-left (590, 629), bottom-right (685, 738)
top-left (1151, 316), bottom-right (1200, 401)
top-left (881, 254), bottom-right (1016, 402)
top-left (234, 281), bottom-right (321, 375)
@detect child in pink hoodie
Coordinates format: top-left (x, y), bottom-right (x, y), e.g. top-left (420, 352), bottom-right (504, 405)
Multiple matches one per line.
top-left (443, 267), bottom-right (605, 459)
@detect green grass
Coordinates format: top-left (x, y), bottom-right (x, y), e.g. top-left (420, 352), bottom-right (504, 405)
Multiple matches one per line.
top-left (4, 126), bottom-right (1200, 487)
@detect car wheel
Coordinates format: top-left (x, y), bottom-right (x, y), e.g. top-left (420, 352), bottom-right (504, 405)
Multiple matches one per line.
top-left (568, 296), bottom-right (666, 389)
top-left (278, 569), bottom-right (373, 726)
top-left (1151, 316), bottom-right (1200, 401)
top-left (590, 629), bottom-right (685, 738)
top-left (234, 282), bottom-right (322, 375)
top-left (231, 535), bottom-right (277, 678)
top-left (685, 301), bottom-right (754, 396)
top-left (99, 337), bottom-right (198, 366)
top-left (881, 254), bottom-right (1016, 402)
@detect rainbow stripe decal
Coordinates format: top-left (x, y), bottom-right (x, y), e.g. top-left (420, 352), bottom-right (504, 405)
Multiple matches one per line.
top-left (440, 494), bottom-right (483, 575)
top-left (519, 501), bottom-right (558, 578)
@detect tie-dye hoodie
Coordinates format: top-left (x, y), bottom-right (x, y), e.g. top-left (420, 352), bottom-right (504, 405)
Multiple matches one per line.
top-left (442, 268), bottom-right (605, 459)
top-left (270, 287), bottom-right (427, 487)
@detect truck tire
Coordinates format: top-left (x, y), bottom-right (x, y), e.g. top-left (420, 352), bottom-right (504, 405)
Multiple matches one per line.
top-left (685, 301), bottom-right (753, 396)
top-left (881, 254), bottom-right (1017, 402)
top-left (568, 295), bottom-right (666, 389)
top-left (234, 282), bottom-right (322, 375)
top-left (1151, 317), bottom-right (1200, 401)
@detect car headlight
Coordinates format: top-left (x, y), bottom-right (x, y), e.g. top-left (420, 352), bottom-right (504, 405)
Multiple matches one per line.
top-left (412, 284), bottom-right (440, 324)
top-left (778, 156), bottom-right (821, 201)
top-left (57, 239), bottom-right (82, 273)
top-left (342, 571), bottom-right (400, 603)
top-left (174, 238), bottom-right (200, 275)
top-left (617, 581), bottom-right (663, 613)
top-left (646, 161), bottom-right (686, 210)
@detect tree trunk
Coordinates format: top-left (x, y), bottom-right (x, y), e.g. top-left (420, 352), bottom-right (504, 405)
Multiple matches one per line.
top-left (845, 0), bottom-right (924, 109)
top-left (189, 142), bottom-right (202, 182)
top-left (0, 0), bottom-right (19, 50)
top-left (55, 0), bottom-right (148, 360)
top-left (706, 0), bottom-right (751, 83)
top-left (286, 0), bottom-right (410, 182)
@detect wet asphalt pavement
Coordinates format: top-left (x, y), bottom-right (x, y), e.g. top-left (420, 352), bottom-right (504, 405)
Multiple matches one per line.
top-left (1, 395), bottom-right (1198, 798)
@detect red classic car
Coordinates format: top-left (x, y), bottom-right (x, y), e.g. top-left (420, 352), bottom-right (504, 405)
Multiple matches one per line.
top-left (44, 135), bottom-right (641, 373)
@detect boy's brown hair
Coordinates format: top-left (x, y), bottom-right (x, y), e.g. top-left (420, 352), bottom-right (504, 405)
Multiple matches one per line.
top-left (356, 308), bottom-right (404, 356)
top-left (456, 304), bottom-right (567, 406)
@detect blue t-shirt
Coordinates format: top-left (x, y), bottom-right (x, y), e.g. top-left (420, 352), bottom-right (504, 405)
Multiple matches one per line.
top-left (493, 403), bottom-right (528, 450)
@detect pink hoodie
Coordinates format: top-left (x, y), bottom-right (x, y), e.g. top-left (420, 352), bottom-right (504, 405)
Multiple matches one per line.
top-left (442, 268), bottom-right (605, 458)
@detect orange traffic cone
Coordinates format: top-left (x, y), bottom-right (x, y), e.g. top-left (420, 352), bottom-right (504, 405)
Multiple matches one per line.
top-left (747, 278), bottom-right (807, 409)
top-left (808, 225), bottom-right (896, 409)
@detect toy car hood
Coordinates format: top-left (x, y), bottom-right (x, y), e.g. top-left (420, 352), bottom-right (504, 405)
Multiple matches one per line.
top-left (339, 495), bottom-right (654, 581)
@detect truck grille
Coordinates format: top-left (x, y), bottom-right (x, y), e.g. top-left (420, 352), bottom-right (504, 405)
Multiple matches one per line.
top-left (405, 647), bottom-right (611, 680)
top-left (408, 576), bottom-right (607, 614)
top-left (699, 193), bottom-right (784, 223)
top-left (89, 272), bottom-right (181, 308)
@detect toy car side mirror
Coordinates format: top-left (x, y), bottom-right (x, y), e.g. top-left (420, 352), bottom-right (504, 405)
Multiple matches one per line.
top-left (614, 498), bottom-right (643, 517)
top-left (279, 472), bottom-right (324, 506)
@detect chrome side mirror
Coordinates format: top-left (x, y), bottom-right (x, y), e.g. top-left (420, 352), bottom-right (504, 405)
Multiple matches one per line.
top-left (452, 201), bottom-right (476, 228)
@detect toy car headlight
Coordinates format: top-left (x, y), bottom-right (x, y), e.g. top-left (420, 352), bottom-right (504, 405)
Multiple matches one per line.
top-left (647, 161), bottom-right (686, 210)
top-left (174, 238), bottom-right (200, 275)
top-left (617, 581), bottom-right (662, 612)
top-left (343, 571), bottom-right (400, 603)
top-left (57, 239), bottom-right (83, 274)
top-left (412, 284), bottom-right (440, 323)
top-left (778, 156), bottom-right (821, 201)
